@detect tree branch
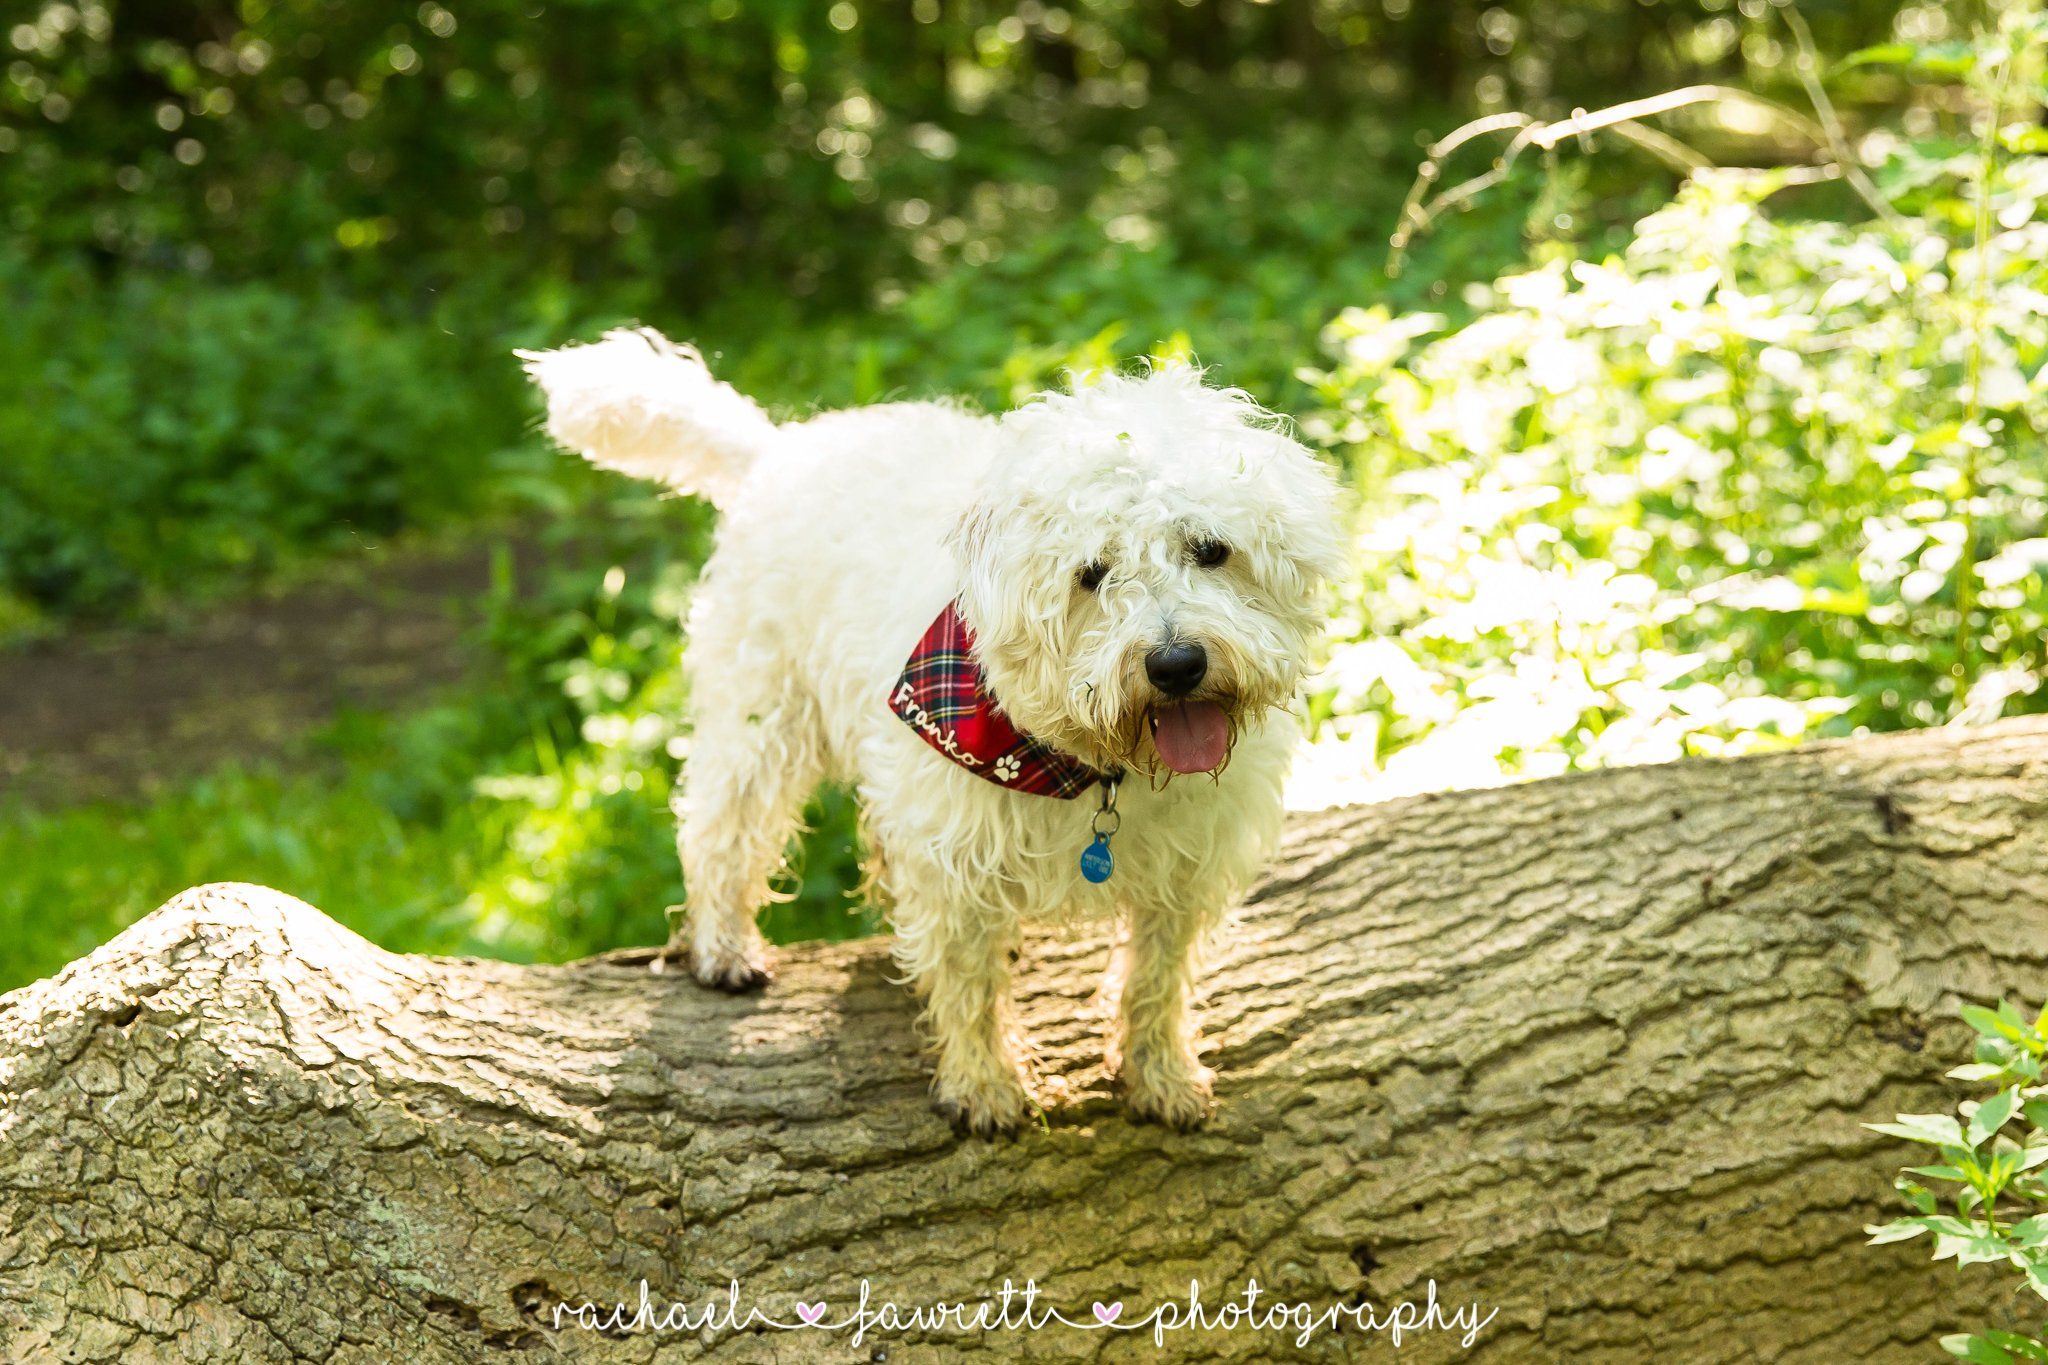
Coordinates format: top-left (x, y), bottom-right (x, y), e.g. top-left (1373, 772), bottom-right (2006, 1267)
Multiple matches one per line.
top-left (8, 719), bottom-right (2048, 1361)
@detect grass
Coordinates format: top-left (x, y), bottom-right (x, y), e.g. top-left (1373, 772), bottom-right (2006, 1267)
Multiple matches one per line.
top-left (0, 700), bottom-right (878, 994)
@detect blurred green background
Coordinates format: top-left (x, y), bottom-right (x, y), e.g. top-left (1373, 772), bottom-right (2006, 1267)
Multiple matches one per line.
top-left (4, 0), bottom-right (2044, 992)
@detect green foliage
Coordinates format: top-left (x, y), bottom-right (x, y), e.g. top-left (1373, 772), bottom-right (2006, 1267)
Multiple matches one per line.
top-left (694, 106), bottom-right (1584, 416)
top-left (1292, 12), bottom-right (2048, 804)
top-left (0, 0), bottom-right (1905, 306)
top-left (0, 89), bottom-right (1582, 633)
top-left (1867, 1001), bottom-right (2048, 1363)
top-left (0, 0), bottom-right (1911, 629)
top-left (0, 252), bottom-right (541, 621)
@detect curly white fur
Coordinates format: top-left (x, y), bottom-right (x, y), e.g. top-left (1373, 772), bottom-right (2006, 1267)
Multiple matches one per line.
top-left (525, 330), bottom-right (1344, 1134)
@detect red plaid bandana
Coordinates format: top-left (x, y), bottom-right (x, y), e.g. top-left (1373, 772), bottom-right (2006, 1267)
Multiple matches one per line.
top-left (889, 601), bottom-right (1110, 799)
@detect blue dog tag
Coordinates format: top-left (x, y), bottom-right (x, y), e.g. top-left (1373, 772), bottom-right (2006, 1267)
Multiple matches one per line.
top-left (1079, 832), bottom-right (1115, 883)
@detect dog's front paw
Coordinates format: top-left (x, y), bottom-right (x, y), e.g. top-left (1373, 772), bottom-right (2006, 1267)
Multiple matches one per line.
top-left (932, 1074), bottom-right (1035, 1139)
top-left (1123, 1061), bottom-right (1215, 1131)
top-left (691, 944), bottom-right (773, 993)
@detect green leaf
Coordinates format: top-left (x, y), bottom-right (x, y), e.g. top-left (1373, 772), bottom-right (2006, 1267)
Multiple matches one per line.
top-left (1837, 42), bottom-right (1916, 70)
top-left (1965, 1004), bottom-right (2027, 1044)
top-left (1908, 1165), bottom-right (1972, 1184)
top-left (1903, 1216), bottom-right (1981, 1238)
top-left (1938, 1231), bottom-right (2014, 1267)
top-left (1977, 1332), bottom-right (2048, 1363)
top-left (1974, 1090), bottom-right (2022, 1149)
top-left (1946, 1333), bottom-right (2020, 1364)
top-left (1903, 41), bottom-right (1982, 79)
top-left (1870, 1114), bottom-right (1969, 1147)
top-left (1868, 1218), bottom-right (1935, 1245)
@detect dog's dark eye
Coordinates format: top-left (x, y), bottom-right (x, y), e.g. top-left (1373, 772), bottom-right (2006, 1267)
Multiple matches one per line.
top-left (1191, 538), bottom-right (1231, 568)
top-left (1077, 560), bottom-right (1109, 592)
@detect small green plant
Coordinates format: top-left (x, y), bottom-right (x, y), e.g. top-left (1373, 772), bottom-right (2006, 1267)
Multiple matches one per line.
top-left (1867, 1000), bottom-right (2048, 1362)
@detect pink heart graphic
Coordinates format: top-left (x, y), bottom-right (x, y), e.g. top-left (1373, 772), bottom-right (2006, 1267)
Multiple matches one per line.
top-left (795, 1302), bottom-right (827, 1326)
top-left (1093, 1302), bottom-right (1123, 1326)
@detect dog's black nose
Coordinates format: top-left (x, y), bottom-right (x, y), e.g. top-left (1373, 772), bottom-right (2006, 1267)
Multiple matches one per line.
top-left (1145, 642), bottom-right (1208, 697)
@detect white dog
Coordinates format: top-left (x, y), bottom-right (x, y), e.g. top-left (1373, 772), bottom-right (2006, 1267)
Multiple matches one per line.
top-left (520, 330), bottom-right (1342, 1134)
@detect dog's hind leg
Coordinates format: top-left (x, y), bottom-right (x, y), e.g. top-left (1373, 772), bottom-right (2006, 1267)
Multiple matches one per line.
top-left (673, 693), bottom-right (825, 991)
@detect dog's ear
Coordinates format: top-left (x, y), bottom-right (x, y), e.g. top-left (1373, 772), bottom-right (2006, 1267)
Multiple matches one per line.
top-left (946, 500), bottom-right (999, 600)
top-left (948, 495), bottom-right (1058, 654)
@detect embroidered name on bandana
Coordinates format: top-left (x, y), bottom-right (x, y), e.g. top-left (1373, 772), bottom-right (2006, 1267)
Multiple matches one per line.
top-left (889, 601), bottom-right (1108, 799)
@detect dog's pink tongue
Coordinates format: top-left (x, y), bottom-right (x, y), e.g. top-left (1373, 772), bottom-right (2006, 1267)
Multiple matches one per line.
top-left (1152, 700), bottom-right (1230, 774)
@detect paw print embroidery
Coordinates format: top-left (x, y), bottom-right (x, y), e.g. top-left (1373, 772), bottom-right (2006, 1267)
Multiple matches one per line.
top-left (992, 754), bottom-right (1021, 782)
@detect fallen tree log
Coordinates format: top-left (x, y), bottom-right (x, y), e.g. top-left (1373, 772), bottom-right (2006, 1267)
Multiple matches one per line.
top-left (7, 719), bottom-right (2048, 1363)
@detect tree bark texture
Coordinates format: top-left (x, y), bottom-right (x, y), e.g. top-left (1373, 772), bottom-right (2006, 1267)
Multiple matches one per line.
top-left (8, 719), bottom-right (2048, 1363)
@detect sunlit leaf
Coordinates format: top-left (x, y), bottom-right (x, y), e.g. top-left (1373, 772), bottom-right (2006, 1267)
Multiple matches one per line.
top-left (1973, 1090), bottom-right (2023, 1149)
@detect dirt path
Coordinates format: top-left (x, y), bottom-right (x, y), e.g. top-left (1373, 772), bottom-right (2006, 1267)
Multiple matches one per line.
top-left (0, 539), bottom-right (507, 805)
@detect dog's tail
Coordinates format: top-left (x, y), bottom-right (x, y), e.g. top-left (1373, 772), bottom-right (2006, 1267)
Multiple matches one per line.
top-left (516, 327), bottom-right (778, 509)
